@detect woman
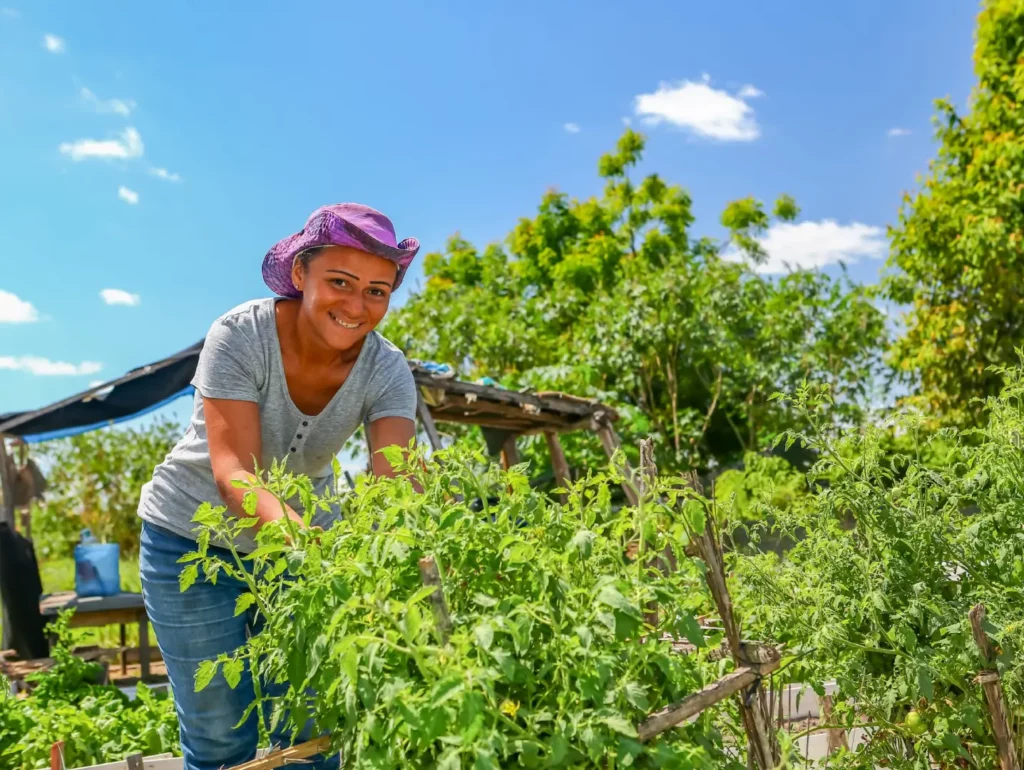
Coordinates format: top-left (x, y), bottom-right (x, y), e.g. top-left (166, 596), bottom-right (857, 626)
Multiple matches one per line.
top-left (137, 203), bottom-right (420, 770)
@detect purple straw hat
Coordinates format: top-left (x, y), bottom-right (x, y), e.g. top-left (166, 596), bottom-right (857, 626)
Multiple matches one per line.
top-left (262, 203), bottom-right (420, 298)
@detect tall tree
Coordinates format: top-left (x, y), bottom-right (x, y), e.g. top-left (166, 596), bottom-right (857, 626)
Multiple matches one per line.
top-left (883, 0), bottom-right (1024, 425)
top-left (384, 130), bottom-right (886, 473)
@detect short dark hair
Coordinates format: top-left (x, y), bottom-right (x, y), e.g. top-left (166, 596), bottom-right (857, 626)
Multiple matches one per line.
top-left (295, 246), bottom-right (326, 271)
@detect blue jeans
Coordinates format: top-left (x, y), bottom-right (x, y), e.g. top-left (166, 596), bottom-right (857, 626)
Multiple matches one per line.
top-left (139, 522), bottom-right (339, 770)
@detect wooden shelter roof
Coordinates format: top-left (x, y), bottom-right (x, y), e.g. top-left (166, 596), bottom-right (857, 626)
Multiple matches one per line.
top-left (410, 364), bottom-right (619, 435)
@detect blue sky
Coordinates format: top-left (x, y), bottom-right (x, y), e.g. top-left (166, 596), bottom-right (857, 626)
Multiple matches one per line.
top-left (0, 0), bottom-right (978, 418)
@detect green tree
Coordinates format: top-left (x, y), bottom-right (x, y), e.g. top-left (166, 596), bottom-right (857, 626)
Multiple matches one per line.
top-left (384, 130), bottom-right (886, 474)
top-left (883, 0), bottom-right (1024, 426)
top-left (31, 418), bottom-right (181, 558)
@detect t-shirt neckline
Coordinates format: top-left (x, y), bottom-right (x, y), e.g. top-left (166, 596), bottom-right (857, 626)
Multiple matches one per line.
top-left (266, 297), bottom-right (373, 420)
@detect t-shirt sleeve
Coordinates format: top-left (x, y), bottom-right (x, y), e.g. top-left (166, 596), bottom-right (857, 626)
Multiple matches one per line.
top-left (366, 355), bottom-right (417, 422)
top-left (191, 314), bottom-right (262, 403)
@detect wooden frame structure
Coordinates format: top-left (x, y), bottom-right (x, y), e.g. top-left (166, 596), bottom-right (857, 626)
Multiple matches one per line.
top-left (405, 366), bottom-right (635, 502)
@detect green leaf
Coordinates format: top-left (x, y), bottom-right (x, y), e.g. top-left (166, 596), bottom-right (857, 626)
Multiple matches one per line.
top-left (235, 516), bottom-right (261, 529)
top-left (242, 490), bottom-right (258, 516)
top-left (179, 564), bottom-right (199, 593)
top-left (917, 666), bottom-right (934, 701)
top-left (596, 584), bottom-right (635, 615)
top-left (474, 622), bottom-right (494, 651)
top-left (223, 658), bottom-right (244, 689)
top-left (195, 659), bottom-right (219, 691)
top-left (601, 715), bottom-right (638, 737)
top-left (473, 593), bottom-right (499, 608)
top-left (234, 593), bottom-right (256, 617)
top-left (623, 681), bottom-right (649, 711)
top-left (676, 612), bottom-right (706, 648)
top-left (407, 585), bottom-right (438, 606)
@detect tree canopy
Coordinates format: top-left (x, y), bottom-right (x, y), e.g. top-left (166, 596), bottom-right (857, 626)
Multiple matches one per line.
top-left (883, 0), bottom-right (1024, 425)
top-left (382, 130), bottom-right (886, 474)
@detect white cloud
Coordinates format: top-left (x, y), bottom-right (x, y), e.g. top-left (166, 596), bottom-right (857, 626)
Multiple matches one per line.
top-left (100, 288), bottom-right (141, 306)
top-left (0, 356), bottom-right (101, 376)
top-left (149, 166), bottom-right (182, 182)
top-left (888, 127), bottom-right (911, 137)
top-left (563, 122), bottom-right (581, 134)
top-left (42, 34), bottom-right (65, 53)
top-left (1, 8), bottom-right (19, 19)
top-left (0, 289), bottom-right (38, 323)
top-left (634, 76), bottom-right (761, 141)
top-left (621, 116), bottom-right (632, 126)
top-left (737, 84), bottom-right (764, 99)
top-left (80, 87), bottom-right (135, 117)
top-left (117, 186), bottom-right (139, 205)
top-left (731, 220), bottom-right (887, 274)
top-left (59, 126), bottom-right (144, 161)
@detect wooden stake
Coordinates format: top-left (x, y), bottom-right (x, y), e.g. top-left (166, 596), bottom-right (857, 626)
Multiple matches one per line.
top-left (226, 736), bottom-right (332, 770)
top-left (499, 434), bottom-right (520, 470)
top-left (416, 394), bottom-right (443, 451)
top-left (685, 472), bottom-right (777, 770)
top-left (544, 430), bottom-right (571, 497)
top-left (969, 604), bottom-right (1021, 770)
top-left (820, 695), bottom-right (847, 755)
top-left (418, 555), bottom-right (453, 644)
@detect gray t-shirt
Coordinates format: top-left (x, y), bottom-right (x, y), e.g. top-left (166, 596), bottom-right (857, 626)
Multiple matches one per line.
top-left (137, 297), bottom-right (417, 551)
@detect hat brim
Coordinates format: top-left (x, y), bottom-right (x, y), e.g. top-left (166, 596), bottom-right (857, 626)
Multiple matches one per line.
top-left (262, 210), bottom-right (419, 298)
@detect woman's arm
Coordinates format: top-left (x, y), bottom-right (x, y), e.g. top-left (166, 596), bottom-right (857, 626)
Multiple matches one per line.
top-left (368, 416), bottom-right (417, 478)
top-left (204, 396), bottom-right (305, 529)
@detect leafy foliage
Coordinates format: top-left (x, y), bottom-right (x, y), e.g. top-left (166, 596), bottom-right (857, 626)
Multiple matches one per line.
top-left (383, 130), bottom-right (886, 476)
top-left (0, 611), bottom-right (180, 768)
top-left (883, 0), bottom-right (1024, 426)
top-left (185, 447), bottom-right (750, 769)
top-left (733, 365), bottom-right (1024, 768)
top-left (32, 417), bottom-right (181, 557)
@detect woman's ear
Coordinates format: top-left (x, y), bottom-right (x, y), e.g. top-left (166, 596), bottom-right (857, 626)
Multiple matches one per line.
top-left (291, 257), bottom-right (304, 293)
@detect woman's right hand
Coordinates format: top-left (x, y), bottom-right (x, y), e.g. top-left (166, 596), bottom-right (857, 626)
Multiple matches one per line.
top-left (204, 396), bottom-right (305, 530)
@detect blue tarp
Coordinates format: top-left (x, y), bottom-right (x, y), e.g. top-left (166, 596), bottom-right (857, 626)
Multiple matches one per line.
top-left (0, 341), bottom-right (202, 442)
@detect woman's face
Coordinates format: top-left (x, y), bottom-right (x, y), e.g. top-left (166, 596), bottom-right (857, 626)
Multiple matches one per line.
top-left (291, 245), bottom-right (398, 351)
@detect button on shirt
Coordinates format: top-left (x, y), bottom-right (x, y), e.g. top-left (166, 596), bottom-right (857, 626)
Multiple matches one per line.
top-left (137, 298), bottom-right (417, 552)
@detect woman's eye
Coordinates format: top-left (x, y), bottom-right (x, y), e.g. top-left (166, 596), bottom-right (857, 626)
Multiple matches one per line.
top-left (369, 288), bottom-right (387, 298)
top-left (331, 278), bottom-right (348, 288)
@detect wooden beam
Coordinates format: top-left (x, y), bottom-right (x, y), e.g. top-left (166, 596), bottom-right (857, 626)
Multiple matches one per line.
top-left (544, 431), bottom-right (571, 494)
top-left (416, 394), bottom-right (443, 451)
top-left (638, 667), bottom-right (765, 742)
top-left (970, 604), bottom-right (1021, 770)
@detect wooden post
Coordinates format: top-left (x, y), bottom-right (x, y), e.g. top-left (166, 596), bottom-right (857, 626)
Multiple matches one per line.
top-left (685, 472), bottom-right (777, 770)
top-left (418, 556), bottom-right (452, 645)
top-left (544, 430), bottom-right (571, 496)
top-left (416, 394), bottom-right (443, 451)
top-left (820, 695), bottom-right (847, 755)
top-left (0, 436), bottom-right (15, 528)
top-left (595, 419), bottom-right (639, 506)
top-left (969, 604), bottom-right (1021, 770)
top-left (499, 434), bottom-right (520, 470)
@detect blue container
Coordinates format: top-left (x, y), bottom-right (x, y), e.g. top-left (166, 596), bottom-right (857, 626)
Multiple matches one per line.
top-left (74, 542), bottom-right (121, 597)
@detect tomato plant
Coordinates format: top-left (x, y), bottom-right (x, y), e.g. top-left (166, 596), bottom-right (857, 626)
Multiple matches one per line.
top-left (186, 446), bottom-right (747, 769)
top-left (733, 367), bottom-right (1024, 768)
top-left (0, 611), bottom-right (180, 769)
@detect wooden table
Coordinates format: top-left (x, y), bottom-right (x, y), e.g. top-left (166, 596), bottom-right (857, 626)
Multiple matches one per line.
top-left (39, 591), bottom-right (152, 681)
